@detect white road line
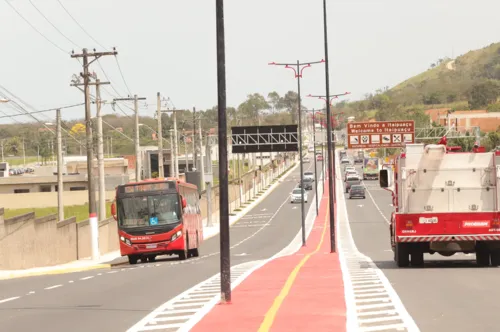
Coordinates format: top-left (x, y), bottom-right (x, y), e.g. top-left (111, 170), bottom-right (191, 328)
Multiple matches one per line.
top-left (365, 186), bottom-right (390, 224)
top-left (44, 284), bottom-right (63, 290)
top-left (107, 271), bottom-right (118, 274)
top-left (80, 276), bottom-right (94, 280)
top-left (337, 154), bottom-right (420, 332)
top-left (68, 280), bottom-right (74, 283)
top-left (0, 296), bottom-right (20, 304)
top-left (26, 291), bottom-right (35, 295)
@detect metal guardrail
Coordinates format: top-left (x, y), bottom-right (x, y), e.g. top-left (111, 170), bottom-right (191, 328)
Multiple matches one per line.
top-left (415, 126), bottom-right (479, 140)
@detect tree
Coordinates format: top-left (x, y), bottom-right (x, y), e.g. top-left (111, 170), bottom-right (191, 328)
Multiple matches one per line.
top-left (267, 91), bottom-right (281, 113)
top-left (468, 80), bottom-right (500, 109)
top-left (237, 93), bottom-right (269, 125)
top-left (6, 136), bottom-right (22, 156)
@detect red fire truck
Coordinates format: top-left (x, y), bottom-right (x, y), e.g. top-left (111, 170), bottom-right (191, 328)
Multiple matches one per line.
top-left (111, 178), bottom-right (203, 265)
top-left (380, 141), bottom-right (500, 267)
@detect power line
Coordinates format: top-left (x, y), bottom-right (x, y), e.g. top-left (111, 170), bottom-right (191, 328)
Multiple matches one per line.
top-left (56, 0), bottom-right (107, 50)
top-left (114, 56), bottom-right (132, 95)
top-left (0, 102), bottom-right (85, 120)
top-left (27, 0), bottom-right (80, 49)
top-left (3, 0), bottom-right (68, 54)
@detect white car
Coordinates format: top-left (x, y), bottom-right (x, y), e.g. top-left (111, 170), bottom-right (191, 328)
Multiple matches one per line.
top-left (290, 188), bottom-right (308, 203)
top-left (341, 158), bottom-right (350, 164)
top-left (303, 157), bottom-right (310, 163)
top-left (308, 147), bottom-right (314, 152)
top-left (345, 166), bottom-right (356, 173)
top-left (303, 171), bottom-right (314, 181)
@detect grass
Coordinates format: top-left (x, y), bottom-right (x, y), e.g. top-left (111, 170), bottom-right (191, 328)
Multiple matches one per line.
top-left (4, 202), bottom-right (113, 222)
top-left (4, 156), bottom-right (38, 166)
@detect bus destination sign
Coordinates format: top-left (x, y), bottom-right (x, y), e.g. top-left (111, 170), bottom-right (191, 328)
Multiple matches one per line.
top-left (123, 181), bottom-right (175, 193)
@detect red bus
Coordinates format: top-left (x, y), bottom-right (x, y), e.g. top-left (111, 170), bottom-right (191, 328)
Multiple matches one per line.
top-left (111, 178), bottom-right (203, 265)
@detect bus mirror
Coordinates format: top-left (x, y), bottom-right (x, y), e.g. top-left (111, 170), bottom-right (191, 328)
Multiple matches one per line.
top-left (380, 169), bottom-right (389, 188)
top-left (181, 196), bottom-right (187, 209)
top-left (111, 203), bottom-right (117, 221)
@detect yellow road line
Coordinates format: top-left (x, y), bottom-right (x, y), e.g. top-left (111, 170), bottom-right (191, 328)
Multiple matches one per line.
top-left (258, 204), bottom-right (329, 332)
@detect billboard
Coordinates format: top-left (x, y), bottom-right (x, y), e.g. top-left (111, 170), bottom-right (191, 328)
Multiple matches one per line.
top-left (347, 120), bottom-right (415, 149)
top-left (231, 125), bottom-right (298, 153)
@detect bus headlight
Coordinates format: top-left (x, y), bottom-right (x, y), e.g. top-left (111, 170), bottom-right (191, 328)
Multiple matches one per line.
top-left (171, 230), bottom-right (182, 242)
top-left (120, 236), bottom-right (132, 246)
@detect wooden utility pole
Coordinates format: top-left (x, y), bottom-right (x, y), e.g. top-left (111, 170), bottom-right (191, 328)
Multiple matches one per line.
top-left (156, 92), bottom-right (164, 178)
top-left (56, 109), bottom-right (64, 222)
top-left (71, 48), bottom-right (116, 261)
top-left (114, 95), bottom-right (147, 181)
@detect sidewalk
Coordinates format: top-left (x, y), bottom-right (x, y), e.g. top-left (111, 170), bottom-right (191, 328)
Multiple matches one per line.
top-left (191, 188), bottom-right (346, 332)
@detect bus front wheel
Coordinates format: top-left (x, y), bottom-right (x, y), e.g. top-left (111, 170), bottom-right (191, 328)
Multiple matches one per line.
top-left (128, 255), bottom-right (139, 265)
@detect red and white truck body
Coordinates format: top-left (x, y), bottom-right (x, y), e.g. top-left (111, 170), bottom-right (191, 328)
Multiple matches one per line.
top-left (382, 143), bottom-right (500, 267)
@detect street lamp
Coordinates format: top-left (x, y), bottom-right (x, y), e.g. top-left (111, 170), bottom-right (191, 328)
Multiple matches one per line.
top-left (269, 59), bottom-right (324, 247)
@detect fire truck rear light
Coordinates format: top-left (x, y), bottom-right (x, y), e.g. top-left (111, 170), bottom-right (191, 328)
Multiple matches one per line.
top-left (405, 221), bottom-right (413, 229)
top-left (424, 205), bottom-right (433, 211)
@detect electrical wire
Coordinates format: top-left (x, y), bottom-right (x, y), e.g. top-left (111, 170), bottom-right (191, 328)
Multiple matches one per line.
top-left (56, 0), bottom-right (108, 50)
top-left (0, 102), bottom-right (85, 120)
top-left (114, 56), bottom-right (133, 95)
top-left (27, 0), bottom-right (80, 49)
top-left (3, 0), bottom-right (68, 54)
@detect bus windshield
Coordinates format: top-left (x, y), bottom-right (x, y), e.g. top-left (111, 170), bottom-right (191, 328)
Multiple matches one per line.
top-left (118, 193), bottom-right (181, 228)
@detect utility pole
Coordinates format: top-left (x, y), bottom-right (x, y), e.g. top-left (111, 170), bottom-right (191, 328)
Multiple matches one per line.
top-left (185, 134), bottom-right (189, 172)
top-left (22, 138), bottom-right (26, 167)
top-left (157, 92), bottom-right (164, 178)
top-left (169, 130), bottom-right (174, 177)
top-left (163, 109), bottom-right (180, 177)
top-left (0, 140), bottom-right (3, 162)
top-left (193, 107), bottom-right (197, 170)
top-left (71, 47), bottom-right (117, 261)
top-left (198, 119), bottom-right (205, 190)
top-left (95, 78), bottom-right (107, 222)
top-left (56, 109), bottom-right (64, 221)
top-left (72, 73), bottom-right (110, 222)
top-left (114, 95), bottom-right (147, 181)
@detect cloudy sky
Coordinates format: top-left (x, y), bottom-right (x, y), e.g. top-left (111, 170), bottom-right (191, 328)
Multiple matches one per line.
top-left (0, 0), bottom-right (498, 124)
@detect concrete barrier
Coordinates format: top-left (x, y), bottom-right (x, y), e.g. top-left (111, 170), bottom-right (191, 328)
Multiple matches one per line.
top-left (0, 209), bottom-right (119, 270)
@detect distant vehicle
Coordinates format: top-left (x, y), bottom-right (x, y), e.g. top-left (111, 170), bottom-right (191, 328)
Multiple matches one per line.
top-left (111, 178), bottom-right (203, 265)
top-left (290, 188), bottom-right (308, 203)
top-left (348, 185), bottom-right (366, 199)
top-left (340, 158), bottom-right (350, 164)
top-left (345, 176), bottom-right (361, 193)
top-left (363, 157), bottom-right (379, 180)
top-left (344, 166), bottom-right (356, 173)
top-left (316, 155), bottom-right (324, 161)
top-left (345, 170), bottom-right (358, 181)
top-left (298, 178), bottom-right (314, 190)
top-left (308, 146), bottom-right (315, 152)
top-left (303, 157), bottom-right (310, 163)
top-left (303, 171), bottom-right (314, 181)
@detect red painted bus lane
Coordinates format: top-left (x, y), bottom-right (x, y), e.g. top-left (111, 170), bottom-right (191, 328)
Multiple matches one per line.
top-left (191, 192), bottom-right (346, 332)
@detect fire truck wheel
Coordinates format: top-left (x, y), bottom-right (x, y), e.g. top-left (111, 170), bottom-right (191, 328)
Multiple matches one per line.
top-left (148, 256), bottom-right (156, 262)
top-left (395, 243), bottom-right (410, 267)
top-left (179, 250), bottom-right (188, 260)
top-left (410, 251), bottom-right (424, 267)
top-left (476, 243), bottom-right (490, 267)
top-left (490, 250), bottom-right (500, 267)
top-left (128, 255), bottom-right (138, 265)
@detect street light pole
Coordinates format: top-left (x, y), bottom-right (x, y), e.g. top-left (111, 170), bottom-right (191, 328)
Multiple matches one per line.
top-left (307, 91), bottom-right (350, 253)
top-left (269, 59), bottom-right (324, 247)
top-left (216, 0), bottom-right (231, 304)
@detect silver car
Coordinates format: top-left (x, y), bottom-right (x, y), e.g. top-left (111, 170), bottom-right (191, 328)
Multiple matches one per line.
top-left (290, 188), bottom-right (308, 203)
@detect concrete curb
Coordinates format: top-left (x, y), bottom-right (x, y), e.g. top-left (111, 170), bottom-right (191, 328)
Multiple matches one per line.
top-left (0, 264), bottom-right (111, 281)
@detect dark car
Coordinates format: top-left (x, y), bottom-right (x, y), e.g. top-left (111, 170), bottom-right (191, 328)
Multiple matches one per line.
top-left (298, 178), bottom-right (314, 190)
top-left (349, 185), bottom-right (366, 199)
top-left (345, 177), bottom-right (361, 193)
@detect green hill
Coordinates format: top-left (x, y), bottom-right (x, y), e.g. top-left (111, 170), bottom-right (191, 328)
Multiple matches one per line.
top-left (336, 41), bottom-right (500, 125)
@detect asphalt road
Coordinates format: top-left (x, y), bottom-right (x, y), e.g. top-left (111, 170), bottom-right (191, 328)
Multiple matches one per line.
top-left (342, 152), bottom-right (500, 332)
top-left (0, 155), bottom-right (322, 332)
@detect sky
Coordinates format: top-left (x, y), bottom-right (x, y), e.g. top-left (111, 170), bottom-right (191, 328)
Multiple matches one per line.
top-left (0, 0), bottom-right (499, 125)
